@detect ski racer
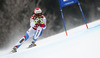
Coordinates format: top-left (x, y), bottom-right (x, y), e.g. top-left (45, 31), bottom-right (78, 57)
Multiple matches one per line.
top-left (11, 8), bottom-right (46, 52)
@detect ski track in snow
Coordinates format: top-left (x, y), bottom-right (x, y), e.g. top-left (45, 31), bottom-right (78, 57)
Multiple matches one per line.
top-left (0, 20), bottom-right (100, 58)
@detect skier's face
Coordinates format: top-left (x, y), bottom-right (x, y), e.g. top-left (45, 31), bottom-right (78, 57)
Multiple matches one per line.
top-left (36, 13), bottom-right (42, 18)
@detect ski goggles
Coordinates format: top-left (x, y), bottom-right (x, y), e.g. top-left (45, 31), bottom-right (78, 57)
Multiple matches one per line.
top-left (35, 13), bottom-right (42, 16)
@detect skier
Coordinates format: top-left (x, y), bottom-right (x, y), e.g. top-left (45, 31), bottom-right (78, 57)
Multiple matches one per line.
top-left (11, 8), bottom-right (46, 53)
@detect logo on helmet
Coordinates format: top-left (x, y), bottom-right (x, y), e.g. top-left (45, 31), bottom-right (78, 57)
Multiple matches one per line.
top-left (34, 8), bottom-right (42, 14)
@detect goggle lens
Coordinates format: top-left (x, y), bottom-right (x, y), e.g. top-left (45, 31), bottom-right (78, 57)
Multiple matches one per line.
top-left (36, 13), bottom-right (42, 16)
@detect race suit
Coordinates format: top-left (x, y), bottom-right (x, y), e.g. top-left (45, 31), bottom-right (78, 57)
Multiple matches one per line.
top-left (14, 14), bottom-right (46, 49)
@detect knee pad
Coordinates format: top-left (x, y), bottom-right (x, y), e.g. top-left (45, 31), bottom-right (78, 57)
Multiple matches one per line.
top-left (24, 32), bottom-right (29, 41)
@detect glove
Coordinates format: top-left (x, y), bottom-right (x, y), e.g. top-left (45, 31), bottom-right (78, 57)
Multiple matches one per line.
top-left (34, 18), bottom-right (45, 27)
top-left (33, 18), bottom-right (41, 23)
top-left (39, 18), bottom-right (45, 27)
top-left (40, 23), bottom-right (45, 27)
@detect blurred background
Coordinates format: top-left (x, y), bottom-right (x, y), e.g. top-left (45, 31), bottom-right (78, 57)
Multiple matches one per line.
top-left (0, 0), bottom-right (100, 49)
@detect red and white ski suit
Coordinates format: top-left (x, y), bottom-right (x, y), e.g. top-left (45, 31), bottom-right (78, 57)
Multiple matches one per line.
top-left (14, 14), bottom-right (46, 48)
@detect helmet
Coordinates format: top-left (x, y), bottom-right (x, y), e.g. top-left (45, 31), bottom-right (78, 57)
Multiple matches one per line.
top-left (34, 8), bottom-right (42, 14)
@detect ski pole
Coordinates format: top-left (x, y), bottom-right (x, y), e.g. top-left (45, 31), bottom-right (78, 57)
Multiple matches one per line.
top-left (78, 1), bottom-right (88, 29)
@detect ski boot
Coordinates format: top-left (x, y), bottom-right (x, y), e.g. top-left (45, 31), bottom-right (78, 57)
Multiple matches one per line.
top-left (11, 47), bottom-right (17, 53)
top-left (28, 41), bottom-right (36, 48)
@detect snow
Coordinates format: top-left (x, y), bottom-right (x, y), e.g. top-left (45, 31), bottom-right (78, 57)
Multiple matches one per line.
top-left (1, 20), bottom-right (100, 58)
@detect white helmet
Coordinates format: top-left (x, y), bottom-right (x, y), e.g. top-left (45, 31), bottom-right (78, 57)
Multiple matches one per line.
top-left (34, 8), bottom-right (42, 14)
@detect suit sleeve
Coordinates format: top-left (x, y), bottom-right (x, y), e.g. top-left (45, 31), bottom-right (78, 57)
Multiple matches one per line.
top-left (30, 15), bottom-right (36, 27)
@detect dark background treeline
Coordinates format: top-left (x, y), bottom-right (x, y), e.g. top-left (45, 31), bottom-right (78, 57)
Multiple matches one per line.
top-left (0, 0), bottom-right (100, 49)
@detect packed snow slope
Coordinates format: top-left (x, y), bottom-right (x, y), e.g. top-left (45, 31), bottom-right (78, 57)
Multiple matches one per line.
top-left (1, 20), bottom-right (100, 58)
